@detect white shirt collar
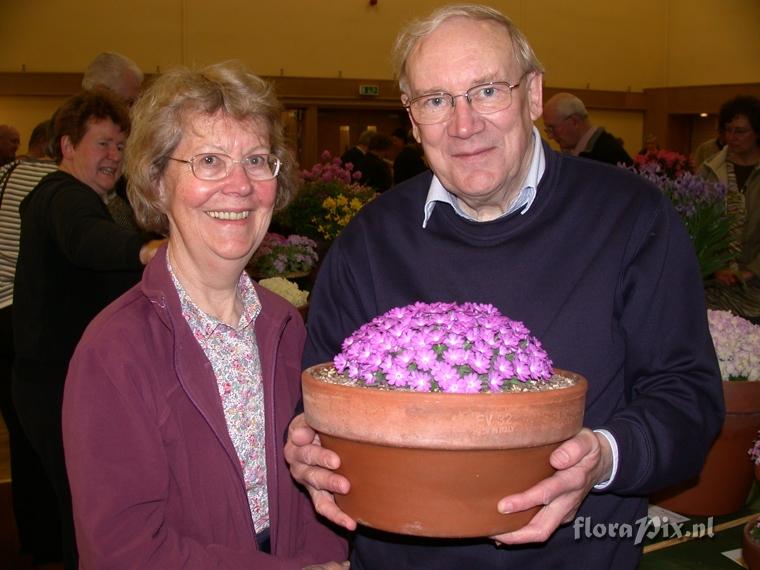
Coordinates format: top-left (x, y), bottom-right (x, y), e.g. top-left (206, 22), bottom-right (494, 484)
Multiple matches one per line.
top-left (422, 126), bottom-right (545, 228)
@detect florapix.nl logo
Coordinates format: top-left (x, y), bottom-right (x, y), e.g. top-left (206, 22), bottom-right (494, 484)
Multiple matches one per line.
top-left (573, 514), bottom-right (715, 545)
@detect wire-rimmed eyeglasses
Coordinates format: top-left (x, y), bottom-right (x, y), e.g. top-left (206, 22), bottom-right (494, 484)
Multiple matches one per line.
top-left (404, 74), bottom-right (527, 125)
top-left (169, 153), bottom-right (281, 181)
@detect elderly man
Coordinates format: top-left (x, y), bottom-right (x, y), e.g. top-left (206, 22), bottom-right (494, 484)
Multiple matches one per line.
top-left (0, 125), bottom-right (21, 167)
top-left (543, 92), bottom-right (633, 166)
top-left (81, 51), bottom-right (144, 107)
top-left (285, 5), bottom-right (723, 569)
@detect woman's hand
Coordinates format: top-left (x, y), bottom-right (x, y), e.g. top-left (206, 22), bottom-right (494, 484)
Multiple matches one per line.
top-left (303, 561), bottom-right (350, 569)
top-left (491, 428), bottom-right (612, 545)
top-left (284, 414), bottom-right (357, 530)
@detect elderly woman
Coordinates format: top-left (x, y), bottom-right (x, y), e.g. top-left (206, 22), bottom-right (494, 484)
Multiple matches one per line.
top-left (701, 95), bottom-right (760, 323)
top-left (62, 62), bottom-right (347, 569)
top-left (13, 89), bottom-right (163, 569)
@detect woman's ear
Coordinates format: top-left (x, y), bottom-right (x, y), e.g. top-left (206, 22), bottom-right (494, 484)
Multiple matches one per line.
top-left (60, 135), bottom-right (75, 160)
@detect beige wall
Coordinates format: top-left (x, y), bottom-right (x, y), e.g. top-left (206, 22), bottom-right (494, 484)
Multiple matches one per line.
top-left (1, 0), bottom-right (758, 157)
top-left (3, 0), bottom-right (757, 85)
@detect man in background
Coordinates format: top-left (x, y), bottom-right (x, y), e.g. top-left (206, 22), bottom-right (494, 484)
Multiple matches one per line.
top-left (361, 132), bottom-right (394, 192)
top-left (543, 92), bottom-right (633, 166)
top-left (341, 129), bottom-right (374, 180)
top-left (391, 127), bottom-right (427, 185)
top-left (0, 125), bottom-right (21, 167)
top-left (81, 51), bottom-right (144, 107)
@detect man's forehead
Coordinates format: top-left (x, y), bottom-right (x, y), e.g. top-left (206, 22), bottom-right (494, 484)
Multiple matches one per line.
top-left (406, 18), bottom-right (515, 93)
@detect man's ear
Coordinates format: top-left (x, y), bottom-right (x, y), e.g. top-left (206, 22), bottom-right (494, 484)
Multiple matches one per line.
top-left (527, 72), bottom-right (544, 122)
top-left (401, 99), bottom-right (421, 144)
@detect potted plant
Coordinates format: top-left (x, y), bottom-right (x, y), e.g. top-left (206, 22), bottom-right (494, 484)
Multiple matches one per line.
top-left (628, 151), bottom-right (731, 280)
top-left (743, 516), bottom-right (760, 570)
top-left (652, 310), bottom-right (760, 515)
top-left (247, 232), bottom-right (318, 279)
top-left (302, 301), bottom-right (587, 538)
top-left (272, 151), bottom-right (377, 246)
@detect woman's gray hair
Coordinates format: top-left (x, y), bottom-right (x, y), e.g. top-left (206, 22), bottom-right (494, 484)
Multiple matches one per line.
top-left (124, 60), bottom-right (296, 235)
top-left (392, 4), bottom-right (544, 96)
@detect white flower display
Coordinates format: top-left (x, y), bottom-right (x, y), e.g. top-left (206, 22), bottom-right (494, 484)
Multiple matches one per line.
top-left (707, 310), bottom-right (760, 381)
top-left (258, 277), bottom-right (309, 308)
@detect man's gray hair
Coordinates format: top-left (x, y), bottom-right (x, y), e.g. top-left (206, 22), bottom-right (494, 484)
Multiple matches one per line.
top-left (392, 4), bottom-right (544, 95)
top-left (550, 93), bottom-right (589, 120)
top-left (81, 52), bottom-right (144, 91)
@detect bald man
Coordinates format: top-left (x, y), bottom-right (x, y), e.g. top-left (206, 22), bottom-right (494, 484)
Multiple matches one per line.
top-left (543, 93), bottom-right (632, 166)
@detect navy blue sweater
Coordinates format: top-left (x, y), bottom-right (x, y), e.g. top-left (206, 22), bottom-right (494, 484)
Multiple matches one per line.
top-left (304, 145), bottom-right (724, 569)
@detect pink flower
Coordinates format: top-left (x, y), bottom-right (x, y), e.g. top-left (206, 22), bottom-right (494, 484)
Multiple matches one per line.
top-left (333, 302), bottom-right (553, 393)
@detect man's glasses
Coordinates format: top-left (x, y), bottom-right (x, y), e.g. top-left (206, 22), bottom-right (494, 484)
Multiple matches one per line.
top-left (169, 153), bottom-right (281, 181)
top-left (543, 115), bottom-right (573, 136)
top-left (404, 74), bottom-right (526, 125)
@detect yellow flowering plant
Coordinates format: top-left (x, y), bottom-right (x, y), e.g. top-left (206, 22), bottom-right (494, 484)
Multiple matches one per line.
top-left (319, 194), bottom-right (369, 240)
top-left (273, 151), bottom-right (376, 243)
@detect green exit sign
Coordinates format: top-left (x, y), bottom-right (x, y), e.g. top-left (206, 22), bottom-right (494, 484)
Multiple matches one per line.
top-left (359, 84), bottom-right (380, 96)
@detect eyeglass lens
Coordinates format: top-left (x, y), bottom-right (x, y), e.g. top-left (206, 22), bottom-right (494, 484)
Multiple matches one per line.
top-left (191, 153), bottom-right (280, 180)
top-left (410, 82), bottom-right (516, 124)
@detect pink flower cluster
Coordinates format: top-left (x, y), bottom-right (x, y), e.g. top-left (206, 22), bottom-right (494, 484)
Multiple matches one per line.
top-left (302, 150), bottom-right (362, 184)
top-left (249, 232), bottom-right (318, 277)
top-left (334, 302), bottom-right (553, 393)
top-left (634, 149), bottom-right (693, 179)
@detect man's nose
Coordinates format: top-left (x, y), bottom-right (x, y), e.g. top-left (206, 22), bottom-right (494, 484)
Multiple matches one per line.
top-left (447, 96), bottom-right (483, 138)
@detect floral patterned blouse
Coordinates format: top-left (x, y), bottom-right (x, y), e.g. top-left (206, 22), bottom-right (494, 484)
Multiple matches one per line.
top-left (169, 260), bottom-right (269, 533)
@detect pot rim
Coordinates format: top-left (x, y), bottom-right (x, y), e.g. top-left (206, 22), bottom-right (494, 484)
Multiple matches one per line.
top-left (302, 363), bottom-right (588, 449)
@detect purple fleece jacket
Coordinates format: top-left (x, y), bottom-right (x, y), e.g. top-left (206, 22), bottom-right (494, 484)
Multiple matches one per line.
top-left (63, 245), bottom-right (346, 569)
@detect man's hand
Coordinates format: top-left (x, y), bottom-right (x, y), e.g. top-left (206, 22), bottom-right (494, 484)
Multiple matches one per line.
top-left (284, 413), bottom-right (357, 531)
top-left (492, 428), bottom-right (612, 544)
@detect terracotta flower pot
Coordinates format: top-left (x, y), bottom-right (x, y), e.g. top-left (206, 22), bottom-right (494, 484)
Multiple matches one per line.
top-left (302, 363), bottom-right (587, 538)
top-left (743, 519), bottom-right (760, 570)
top-left (652, 381), bottom-right (760, 516)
